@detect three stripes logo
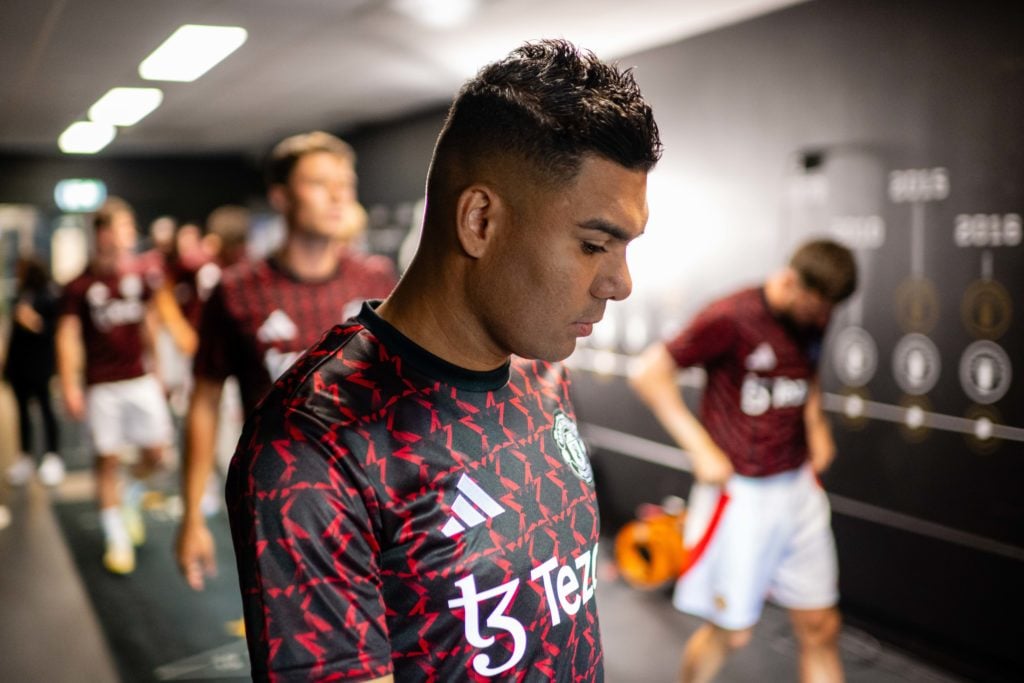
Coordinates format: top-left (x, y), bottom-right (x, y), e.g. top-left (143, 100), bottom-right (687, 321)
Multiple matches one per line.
top-left (441, 474), bottom-right (505, 538)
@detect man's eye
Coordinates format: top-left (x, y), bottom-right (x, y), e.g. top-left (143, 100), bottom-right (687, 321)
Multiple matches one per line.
top-left (581, 242), bottom-right (606, 255)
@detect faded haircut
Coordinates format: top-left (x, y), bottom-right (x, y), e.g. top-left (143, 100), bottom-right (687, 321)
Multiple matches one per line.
top-left (427, 38), bottom-right (662, 197)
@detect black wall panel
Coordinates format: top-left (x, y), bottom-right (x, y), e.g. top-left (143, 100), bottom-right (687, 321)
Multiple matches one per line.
top-left (0, 154), bottom-right (263, 231)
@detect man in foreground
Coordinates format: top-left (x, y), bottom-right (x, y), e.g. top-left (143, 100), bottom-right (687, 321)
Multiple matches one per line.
top-left (227, 39), bottom-right (662, 681)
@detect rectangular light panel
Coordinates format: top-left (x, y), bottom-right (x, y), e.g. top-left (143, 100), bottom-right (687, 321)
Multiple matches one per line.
top-left (58, 121), bottom-right (116, 154)
top-left (139, 24), bottom-right (247, 82)
top-left (89, 87), bottom-right (164, 126)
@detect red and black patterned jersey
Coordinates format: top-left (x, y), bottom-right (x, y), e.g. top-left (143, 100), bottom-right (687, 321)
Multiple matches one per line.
top-left (665, 287), bottom-right (822, 477)
top-left (226, 302), bottom-right (603, 682)
top-left (59, 263), bottom-right (160, 385)
top-left (192, 253), bottom-right (396, 415)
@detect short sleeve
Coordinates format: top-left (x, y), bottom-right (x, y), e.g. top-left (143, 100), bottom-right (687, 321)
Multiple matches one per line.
top-left (58, 277), bottom-right (85, 319)
top-left (664, 304), bottom-right (737, 369)
top-left (192, 283), bottom-right (236, 382)
top-left (227, 406), bottom-right (393, 681)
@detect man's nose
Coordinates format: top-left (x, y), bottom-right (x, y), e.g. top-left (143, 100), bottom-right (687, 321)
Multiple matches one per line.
top-left (592, 255), bottom-right (632, 302)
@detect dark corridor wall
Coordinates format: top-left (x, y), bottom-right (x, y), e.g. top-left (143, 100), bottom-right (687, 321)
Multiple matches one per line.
top-left (347, 1), bottom-right (1023, 678)
top-left (0, 154), bottom-right (264, 230)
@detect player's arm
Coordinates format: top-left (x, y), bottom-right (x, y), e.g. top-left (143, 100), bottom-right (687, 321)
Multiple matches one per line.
top-left (175, 282), bottom-right (233, 589)
top-left (55, 313), bottom-right (86, 420)
top-left (629, 343), bottom-right (733, 484)
top-left (13, 299), bottom-right (44, 332)
top-left (143, 299), bottom-right (165, 385)
top-left (231, 408), bottom-right (394, 680)
top-left (153, 280), bottom-right (198, 356)
top-left (175, 375), bottom-right (224, 590)
top-left (804, 379), bottom-right (836, 474)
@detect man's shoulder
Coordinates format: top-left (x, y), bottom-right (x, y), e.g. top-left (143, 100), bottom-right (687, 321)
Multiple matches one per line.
top-left (60, 270), bottom-right (95, 300)
top-left (701, 286), bottom-right (764, 319)
top-left (258, 321), bottom-right (386, 420)
top-left (217, 257), bottom-right (271, 291)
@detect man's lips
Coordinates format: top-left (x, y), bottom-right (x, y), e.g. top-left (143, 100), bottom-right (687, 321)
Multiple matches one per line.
top-left (573, 317), bottom-right (602, 336)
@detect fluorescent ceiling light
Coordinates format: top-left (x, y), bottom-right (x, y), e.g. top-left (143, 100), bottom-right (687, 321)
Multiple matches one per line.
top-left (139, 24), bottom-right (247, 82)
top-left (392, 0), bottom-right (478, 28)
top-left (89, 87), bottom-right (163, 126)
top-left (58, 121), bottom-right (116, 154)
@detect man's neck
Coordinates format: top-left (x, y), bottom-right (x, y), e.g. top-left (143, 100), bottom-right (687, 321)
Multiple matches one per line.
top-left (278, 230), bottom-right (341, 280)
top-left (92, 251), bottom-right (125, 276)
top-left (375, 256), bottom-right (508, 372)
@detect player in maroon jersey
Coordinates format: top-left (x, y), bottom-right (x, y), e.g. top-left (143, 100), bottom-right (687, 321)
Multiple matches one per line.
top-left (174, 132), bottom-right (397, 590)
top-left (152, 205), bottom-right (250, 415)
top-left (56, 197), bottom-right (174, 575)
top-left (226, 39), bottom-right (662, 681)
top-left (630, 239), bottom-right (857, 683)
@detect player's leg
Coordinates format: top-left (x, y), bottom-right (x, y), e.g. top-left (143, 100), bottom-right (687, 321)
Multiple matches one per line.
top-left (124, 375), bottom-right (173, 479)
top-left (680, 623), bottom-right (752, 683)
top-left (6, 379), bottom-right (36, 485)
top-left (36, 377), bottom-right (65, 486)
top-left (674, 476), bottom-right (788, 682)
top-left (87, 382), bottom-right (135, 574)
top-left (790, 606), bottom-right (843, 683)
top-left (96, 451), bottom-right (135, 573)
top-left (772, 465), bottom-right (843, 682)
top-left (122, 375), bottom-right (175, 546)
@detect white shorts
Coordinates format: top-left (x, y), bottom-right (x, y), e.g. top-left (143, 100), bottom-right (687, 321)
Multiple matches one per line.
top-left (673, 463), bottom-right (838, 630)
top-left (86, 374), bottom-right (173, 456)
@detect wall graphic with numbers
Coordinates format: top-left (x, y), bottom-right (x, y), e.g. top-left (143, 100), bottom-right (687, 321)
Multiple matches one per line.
top-left (784, 146), bottom-right (1023, 459)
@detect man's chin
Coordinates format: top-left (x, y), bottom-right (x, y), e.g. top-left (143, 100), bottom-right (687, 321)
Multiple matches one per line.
top-left (517, 340), bottom-right (576, 364)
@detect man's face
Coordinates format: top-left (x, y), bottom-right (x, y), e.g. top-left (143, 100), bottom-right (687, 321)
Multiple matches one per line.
top-left (96, 210), bottom-right (138, 259)
top-left (474, 155), bottom-right (648, 362)
top-left (275, 151), bottom-right (357, 240)
top-left (786, 279), bottom-right (834, 331)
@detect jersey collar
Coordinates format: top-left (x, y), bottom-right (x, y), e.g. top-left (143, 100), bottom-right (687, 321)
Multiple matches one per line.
top-left (357, 301), bottom-right (512, 392)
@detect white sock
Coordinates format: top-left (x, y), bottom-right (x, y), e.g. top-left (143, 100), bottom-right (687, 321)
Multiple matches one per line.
top-left (100, 506), bottom-right (130, 547)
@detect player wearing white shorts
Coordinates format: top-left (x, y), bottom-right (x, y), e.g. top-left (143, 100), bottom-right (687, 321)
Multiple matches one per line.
top-left (58, 197), bottom-right (173, 575)
top-left (631, 239), bottom-right (857, 683)
top-left (675, 464), bottom-right (838, 629)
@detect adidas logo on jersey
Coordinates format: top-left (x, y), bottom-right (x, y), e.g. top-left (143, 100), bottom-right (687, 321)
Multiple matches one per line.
top-left (441, 474), bottom-right (505, 537)
top-left (256, 309), bottom-right (298, 343)
top-left (745, 342), bottom-right (777, 371)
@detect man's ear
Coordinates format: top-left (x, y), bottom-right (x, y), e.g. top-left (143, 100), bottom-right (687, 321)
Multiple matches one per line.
top-left (267, 184), bottom-right (288, 214)
top-left (455, 185), bottom-right (501, 258)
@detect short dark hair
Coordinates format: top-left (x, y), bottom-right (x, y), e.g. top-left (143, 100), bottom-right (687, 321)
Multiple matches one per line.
top-left (790, 239), bottom-right (858, 303)
top-left (264, 131), bottom-right (355, 187)
top-left (428, 39), bottom-right (662, 194)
